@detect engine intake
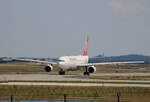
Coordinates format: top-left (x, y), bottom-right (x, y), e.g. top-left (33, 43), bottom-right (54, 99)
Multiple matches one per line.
top-left (88, 66), bottom-right (96, 73)
top-left (45, 65), bottom-right (53, 72)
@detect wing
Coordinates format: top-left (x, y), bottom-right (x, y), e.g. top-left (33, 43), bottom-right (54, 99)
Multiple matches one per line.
top-left (14, 58), bottom-right (58, 65)
top-left (77, 61), bottom-right (145, 67)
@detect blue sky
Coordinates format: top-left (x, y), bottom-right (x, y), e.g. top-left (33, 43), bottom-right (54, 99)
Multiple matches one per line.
top-left (0, 0), bottom-right (150, 57)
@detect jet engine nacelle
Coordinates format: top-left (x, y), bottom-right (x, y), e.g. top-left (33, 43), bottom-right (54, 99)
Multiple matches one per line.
top-left (45, 65), bottom-right (53, 72)
top-left (88, 66), bottom-right (96, 73)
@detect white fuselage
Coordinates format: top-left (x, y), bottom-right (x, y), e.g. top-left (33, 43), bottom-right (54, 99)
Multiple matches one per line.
top-left (58, 55), bottom-right (88, 70)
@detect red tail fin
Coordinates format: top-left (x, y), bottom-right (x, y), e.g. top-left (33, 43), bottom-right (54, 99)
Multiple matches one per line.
top-left (83, 36), bottom-right (88, 56)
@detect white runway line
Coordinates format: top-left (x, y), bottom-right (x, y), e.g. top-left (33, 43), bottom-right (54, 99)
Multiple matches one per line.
top-left (1, 82), bottom-right (150, 87)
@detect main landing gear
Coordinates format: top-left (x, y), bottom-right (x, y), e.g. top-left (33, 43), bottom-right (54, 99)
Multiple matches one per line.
top-left (83, 66), bottom-right (90, 76)
top-left (59, 70), bottom-right (65, 75)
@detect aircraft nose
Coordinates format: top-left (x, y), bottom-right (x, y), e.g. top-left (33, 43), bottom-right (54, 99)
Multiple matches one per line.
top-left (58, 61), bottom-right (64, 65)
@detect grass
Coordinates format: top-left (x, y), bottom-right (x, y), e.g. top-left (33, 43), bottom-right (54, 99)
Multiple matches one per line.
top-left (0, 63), bottom-right (45, 74)
top-left (0, 63), bottom-right (82, 74)
top-left (0, 85), bottom-right (150, 102)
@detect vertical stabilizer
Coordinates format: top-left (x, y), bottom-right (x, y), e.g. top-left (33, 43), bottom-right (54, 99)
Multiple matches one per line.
top-left (83, 36), bottom-right (88, 56)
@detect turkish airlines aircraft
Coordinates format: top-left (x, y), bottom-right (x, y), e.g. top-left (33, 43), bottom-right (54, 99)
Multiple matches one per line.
top-left (17, 36), bottom-right (145, 75)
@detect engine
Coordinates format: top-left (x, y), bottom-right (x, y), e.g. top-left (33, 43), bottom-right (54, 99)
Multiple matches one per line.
top-left (45, 65), bottom-right (53, 72)
top-left (88, 66), bottom-right (96, 73)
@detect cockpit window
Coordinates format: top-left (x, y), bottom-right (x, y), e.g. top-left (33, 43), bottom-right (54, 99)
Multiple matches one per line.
top-left (59, 59), bottom-right (65, 62)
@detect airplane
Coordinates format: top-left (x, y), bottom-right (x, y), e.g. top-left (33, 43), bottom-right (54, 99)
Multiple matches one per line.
top-left (16, 36), bottom-right (145, 75)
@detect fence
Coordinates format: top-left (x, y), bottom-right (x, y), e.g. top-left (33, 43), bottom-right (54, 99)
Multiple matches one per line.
top-left (0, 93), bottom-right (128, 102)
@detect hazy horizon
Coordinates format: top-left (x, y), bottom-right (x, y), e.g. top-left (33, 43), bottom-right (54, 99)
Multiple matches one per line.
top-left (0, 0), bottom-right (150, 58)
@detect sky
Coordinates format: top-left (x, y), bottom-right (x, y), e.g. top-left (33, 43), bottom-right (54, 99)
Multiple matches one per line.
top-left (0, 0), bottom-right (150, 58)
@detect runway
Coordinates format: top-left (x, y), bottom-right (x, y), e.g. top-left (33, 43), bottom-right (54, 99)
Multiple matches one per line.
top-left (0, 73), bottom-right (150, 83)
top-left (93, 73), bottom-right (150, 76)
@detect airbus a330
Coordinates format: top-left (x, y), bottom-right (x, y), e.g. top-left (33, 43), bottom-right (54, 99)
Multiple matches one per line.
top-left (17, 36), bottom-right (145, 75)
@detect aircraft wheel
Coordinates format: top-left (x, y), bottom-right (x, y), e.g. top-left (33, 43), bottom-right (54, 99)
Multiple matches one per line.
top-left (87, 72), bottom-right (90, 76)
top-left (84, 72), bottom-right (90, 76)
top-left (59, 71), bottom-right (65, 75)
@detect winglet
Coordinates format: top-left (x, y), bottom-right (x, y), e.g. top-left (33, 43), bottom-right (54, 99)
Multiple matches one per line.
top-left (83, 36), bottom-right (88, 56)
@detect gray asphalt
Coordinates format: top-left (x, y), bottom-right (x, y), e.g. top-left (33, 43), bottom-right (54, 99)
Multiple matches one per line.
top-left (0, 73), bottom-right (150, 83)
top-left (93, 73), bottom-right (150, 76)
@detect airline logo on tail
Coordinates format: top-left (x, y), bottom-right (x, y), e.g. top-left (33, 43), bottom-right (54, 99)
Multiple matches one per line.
top-left (83, 36), bottom-right (88, 56)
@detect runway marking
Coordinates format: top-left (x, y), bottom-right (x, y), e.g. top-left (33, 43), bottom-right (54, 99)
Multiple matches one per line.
top-left (1, 82), bottom-right (150, 87)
